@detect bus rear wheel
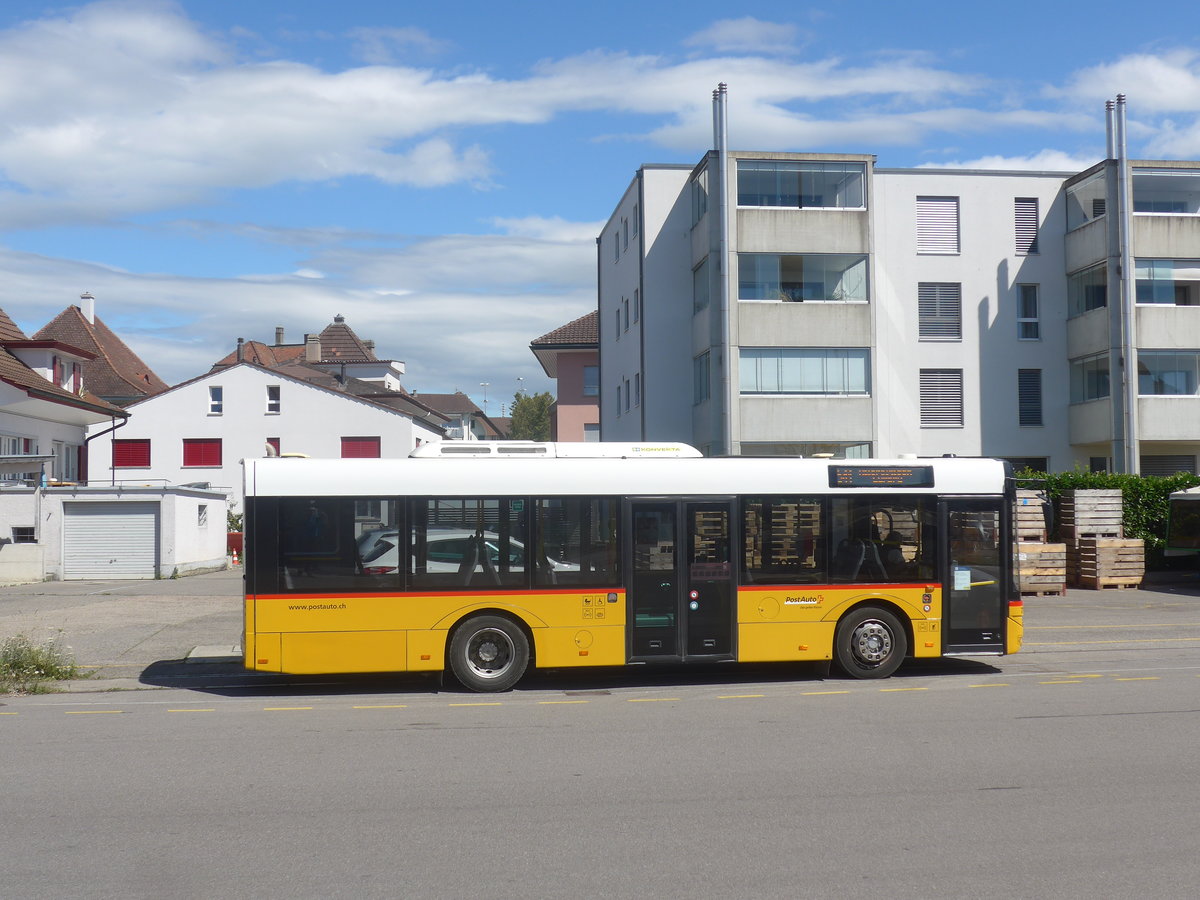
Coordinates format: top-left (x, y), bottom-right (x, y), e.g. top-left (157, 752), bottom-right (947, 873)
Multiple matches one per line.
top-left (449, 615), bottom-right (529, 692)
top-left (834, 607), bottom-right (907, 679)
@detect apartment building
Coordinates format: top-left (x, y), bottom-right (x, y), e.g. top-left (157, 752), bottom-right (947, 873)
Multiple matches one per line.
top-left (598, 102), bottom-right (1200, 474)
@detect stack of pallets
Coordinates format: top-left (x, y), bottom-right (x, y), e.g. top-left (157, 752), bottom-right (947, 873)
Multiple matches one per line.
top-left (1059, 489), bottom-right (1144, 589)
top-left (1014, 489), bottom-right (1065, 596)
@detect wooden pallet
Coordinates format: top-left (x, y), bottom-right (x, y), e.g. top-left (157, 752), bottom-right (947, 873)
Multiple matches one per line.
top-left (1076, 575), bottom-right (1143, 590)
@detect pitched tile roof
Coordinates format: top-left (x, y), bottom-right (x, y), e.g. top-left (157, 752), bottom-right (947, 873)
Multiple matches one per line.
top-left (318, 315), bottom-right (376, 360)
top-left (33, 305), bottom-right (168, 405)
top-left (211, 340), bottom-right (306, 369)
top-left (531, 310), bottom-right (599, 347)
top-left (0, 308), bottom-right (28, 342)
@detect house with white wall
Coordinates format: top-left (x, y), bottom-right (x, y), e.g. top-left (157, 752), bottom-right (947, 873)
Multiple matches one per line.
top-left (86, 360), bottom-right (445, 511)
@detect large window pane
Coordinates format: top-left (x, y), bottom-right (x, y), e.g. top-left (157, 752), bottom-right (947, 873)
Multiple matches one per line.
top-left (1070, 354), bottom-right (1111, 403)
top-left (1138, 351), bottom-right (1200, 395)
top-left (535, 498), bottom-right (619, 586)
top-left (1135, 259), bottom-right (1200, 306)
top-left (738, 253), bottom-right (868, 302)
top-left (737, 160), bottom-right (865, 209)
top-left (410, 498), bottom-right (528, 589)
top-left (1068, 265), bottom-right (1107, 317)
top-left (275, 496), bottom-right (401, 594)
top-left (739, 349), bottom-right (870, 395)
top-left (742, 497), bottom-right (826, 584)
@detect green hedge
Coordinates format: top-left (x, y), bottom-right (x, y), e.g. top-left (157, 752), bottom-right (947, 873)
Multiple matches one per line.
top-left (1014, 468), bottom-right (1200, 564)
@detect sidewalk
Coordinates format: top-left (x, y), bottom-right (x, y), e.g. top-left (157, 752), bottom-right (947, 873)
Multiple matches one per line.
top-left (0, 566), bottom-right (246, 692)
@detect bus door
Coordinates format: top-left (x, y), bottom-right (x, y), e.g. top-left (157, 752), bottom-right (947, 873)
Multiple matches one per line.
top-left (628, 500), bottom-right (736, 661)
top-left (941, 499), bottom-right (1008, 654)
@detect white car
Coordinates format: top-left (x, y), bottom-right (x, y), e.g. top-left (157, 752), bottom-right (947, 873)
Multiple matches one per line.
top-left (357, 528), bottom-right (578, 576)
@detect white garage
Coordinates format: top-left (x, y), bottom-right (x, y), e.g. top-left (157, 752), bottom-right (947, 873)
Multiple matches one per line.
top-left (63, 501), bottom-right (160, 579)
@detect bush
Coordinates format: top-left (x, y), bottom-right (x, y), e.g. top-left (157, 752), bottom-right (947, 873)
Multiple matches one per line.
top-left (0, 633), bottom-right (80, 694)
top-left (1014, 467), bottom-right (1200, 567)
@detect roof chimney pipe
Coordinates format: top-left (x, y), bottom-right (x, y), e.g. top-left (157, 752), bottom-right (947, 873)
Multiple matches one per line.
top-left (305, 334), bottom-right (321, 363)
top-left (275, 326), bottom-right (285, 346)
top-left (236, 337), bottom-right (244, 362)
top-left (80, 292), bottom-right (95, 324)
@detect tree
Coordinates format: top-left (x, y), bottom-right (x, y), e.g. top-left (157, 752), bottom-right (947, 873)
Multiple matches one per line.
top-left (508, 391), bottom-right (553, 441)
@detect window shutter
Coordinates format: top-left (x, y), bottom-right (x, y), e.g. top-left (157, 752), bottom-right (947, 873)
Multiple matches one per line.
top-left (1018, 369), bottom-right (1043, 426)
top-left (1015, 198), bottom-right (1039, 255)
top-left (919, 369), bottom-right (964, 427)
top-left (1140, 455), bottom-right (1197, 477)
top-left (341, 437), bottom-right (381, 458)
top-left (113, 439), bottom-right (151, 468)
top-left (916, 197), bottom-right (960, 254)
top-left (918, 283), bottom-right (963, 340)
top-left (183, 438), bottom-right (222, 467)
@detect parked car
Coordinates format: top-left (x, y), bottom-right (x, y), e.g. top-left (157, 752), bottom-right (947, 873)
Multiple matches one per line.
top-left (356, 528), bottom-right (578, 576)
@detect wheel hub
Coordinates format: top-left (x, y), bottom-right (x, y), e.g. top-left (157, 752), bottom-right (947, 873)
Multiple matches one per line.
top-left (853, 622), bottom-right (892, 664)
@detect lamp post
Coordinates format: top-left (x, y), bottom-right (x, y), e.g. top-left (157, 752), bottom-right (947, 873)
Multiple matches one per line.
top-left (479, 382), bottom-right (489, 414)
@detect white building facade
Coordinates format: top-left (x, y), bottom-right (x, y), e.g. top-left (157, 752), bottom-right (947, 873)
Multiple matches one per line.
top-left (599, 125), bottom-right (1200, 473)
top-left (86, 362), bottom-right (444, 511)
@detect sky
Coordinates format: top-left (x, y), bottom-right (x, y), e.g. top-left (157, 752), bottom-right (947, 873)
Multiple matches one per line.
top-left (2, 1), bottom-right (1200, 416)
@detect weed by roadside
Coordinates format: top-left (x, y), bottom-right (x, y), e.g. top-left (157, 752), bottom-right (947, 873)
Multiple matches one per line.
top-left (0, 633), bottom-right (81, 694)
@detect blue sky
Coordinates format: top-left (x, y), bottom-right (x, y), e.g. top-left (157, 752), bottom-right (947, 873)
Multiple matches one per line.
top-left (2, 0), bottom-right (1199, 415)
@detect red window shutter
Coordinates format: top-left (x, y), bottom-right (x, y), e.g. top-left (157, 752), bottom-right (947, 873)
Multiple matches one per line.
top-left (266, 437), bottom-right (281, 456)
top-left (340, 437), bottom-right (381, 458)
top-left (113, 439), bottom-right (151, 468)
top-left (183, 438), bottom-right (222, 467)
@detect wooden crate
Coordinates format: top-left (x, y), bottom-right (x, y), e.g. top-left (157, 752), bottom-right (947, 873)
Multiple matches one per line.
top-left (1016, 542), bottom-right (1066, 596)
top-left (1069, 537), bottom-right (1144, 588)
top-left (1059, 489), bottom-right (1123, 537)
top-left (1014, 489), bottom-right (1050, 542)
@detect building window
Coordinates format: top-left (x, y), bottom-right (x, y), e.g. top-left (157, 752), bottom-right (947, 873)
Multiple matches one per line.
top-left (208, 385), bottom-right (223, 415)
top-left (741, 442), bottom-right (871, 458)
top-left (11, 526), bottom-right (36, 544)
top-left (691, 169), bottom-right (709, 225)
top-left (614, 308), bottom-right (620, 339)
top-left (919, 369), bottom-right (964, 427)
top-left (1018, 369), bottom-right (1043, 426)
top-left (693, 259), bottom-right (710, 312)
top-left (1068, 265), bottom-right (1107, 317)
top-left (582, 366), bottom-right (599, 397)
top-left (1066, 171), bottom-right (1107, 230)
top-left (583, 423), bottom-right (600, 442)
top-left (183, 438), bottom-right (222, 467)
top-left (1141, 455), bottom-right (1197, 477)
top-left (266, 385), bottom-right (281, 414)
top-left (1015, 197), bottom-right (1039, 255)
top-left (198, 505), bottom-right (208, 527)
top-left (622, 298), bottom-right (629, 332)
top-left (266, 437), bottom-right (281, 456)
top-left (53, 441), bottom-right (79, 482)
top-left (1018, 284), bottom-right (1041, 340)
top-left (739, 348), bottom-right (870, 395)
top-left (624, 378), bottom-right (631, 412)
top-left (917, 283), bottom-right (962, 341)
top-left (633, 288), bottom-right (640, 323)
top-left (616, 384), bottom-right (622, 416)
top-left (632, 205), bottom-right (638, 236)
top-left (1135, 259), bottom-right (1200, 305)
top-left (738, 253), bottom-right (868, 303)
top-left (916, 196), bottom-right (960, 254)
top-left (340, 437), bottom-right (381, 458)
top-left (1070, 354), bottom-right (1111, 403)
top-left (1132, 168), bottom-right (1200, 214)
top-left (634, 373), bottom-right (641, 407)
top-left (737, 160), bottom-right (866, 209)
top-left (693, 352), bottom-right (711, 404)
top-left (112, 439), bottom-right (151, 468)
top-left (623, 218), bottom-right (628, 249)
top-left (1138, 351), bottom-right (1200, 395)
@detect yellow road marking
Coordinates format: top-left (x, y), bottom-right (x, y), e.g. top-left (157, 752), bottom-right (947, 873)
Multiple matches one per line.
top-left (718, 694), bottom-right (765, 699)
top-left (0, 711), bottom-right (18, 715)
top-left (1115, 677), bottom-right (1160, 682)
top-left (1026, 637), bottom-right (1200, 646)
top-left (66, 710), bottom-right (124, 714)
top-left (353, 704), bottom-right (409, 709)
top-left (449, 702), bottom-right (502, 707)
top-left (538, 700), bottom-right (589, 705)
top-left (1039, 680), bottom-right (1082, 685)
top-left (803, 690), bottom-right (850, 696)
top-left (628, 697), bottom-right (679, 703)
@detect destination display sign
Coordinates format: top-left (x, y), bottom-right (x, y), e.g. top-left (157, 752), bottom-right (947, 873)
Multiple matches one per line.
top-left (828, 465), bottom-right (935, 488)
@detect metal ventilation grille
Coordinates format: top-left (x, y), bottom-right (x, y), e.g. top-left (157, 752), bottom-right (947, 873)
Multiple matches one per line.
top-left (916, 196), bottom-right (960, 254)
top-left (918, 283), bottom-right (962, 340)
top-left (1015, 197), bottom-right (1040, 255)
top-left (920, 369), bottom-right (964, 427)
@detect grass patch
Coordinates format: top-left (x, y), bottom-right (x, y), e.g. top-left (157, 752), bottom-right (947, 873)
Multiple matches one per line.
top-left (1, 633), bottom-right (80, 694)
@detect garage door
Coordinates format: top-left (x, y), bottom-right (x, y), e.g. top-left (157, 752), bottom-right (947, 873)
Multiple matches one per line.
top-left (63, 502), bottom-right (160, 579)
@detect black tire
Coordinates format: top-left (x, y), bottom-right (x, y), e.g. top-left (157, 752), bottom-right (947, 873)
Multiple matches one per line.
top-left (834, 606), bottom-right (907, 679)
top-left (448, 615), bottom-right (529, 692)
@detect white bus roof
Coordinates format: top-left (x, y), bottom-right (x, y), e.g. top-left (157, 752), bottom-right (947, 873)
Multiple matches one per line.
top-left (245, 453), bottom-right (1010, 499)
top-left (408, 441), bottom-right (702, 458)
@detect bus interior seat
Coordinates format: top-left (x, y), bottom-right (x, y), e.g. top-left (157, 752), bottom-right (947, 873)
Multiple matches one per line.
top-left (457, 538), bottom-right (481, 585)
top-left (832, 539), bottom-right (864, 581)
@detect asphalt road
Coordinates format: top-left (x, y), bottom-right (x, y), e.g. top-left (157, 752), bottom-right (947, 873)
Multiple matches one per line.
top-left (3, 573), bottom-right (1200, 898)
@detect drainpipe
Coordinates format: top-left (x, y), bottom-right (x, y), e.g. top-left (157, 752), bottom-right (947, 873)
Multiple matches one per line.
top-left (84, 414), bottom-right (129, 487)
top-left (1116, 94), bottom-right (1139, 474)
top-left (714, 83), bottom-right (732, 455)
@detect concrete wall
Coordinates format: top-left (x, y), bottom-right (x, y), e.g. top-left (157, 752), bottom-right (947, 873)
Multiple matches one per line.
top-left (552, 350), bottom-right (599, 441)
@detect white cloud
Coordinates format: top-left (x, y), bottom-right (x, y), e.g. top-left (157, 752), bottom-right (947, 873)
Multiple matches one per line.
top-left (346, 25), bottom-right (450, 65)
top-left (919, 149), bottom-right (1100, 172)
top-left (1054, 50), bottom-right (1200, 113)
top-left (683, 18), bottom-right (801, 56)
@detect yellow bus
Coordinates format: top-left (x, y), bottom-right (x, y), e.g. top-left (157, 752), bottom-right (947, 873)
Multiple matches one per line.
top-left (242, 442), bottom-right (1022, 691)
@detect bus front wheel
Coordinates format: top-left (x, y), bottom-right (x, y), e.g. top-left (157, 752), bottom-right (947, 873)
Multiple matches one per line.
top-left (448, 615), bottom-right (530, 692)
top-left (834, 607), bottom-right (907, 679)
